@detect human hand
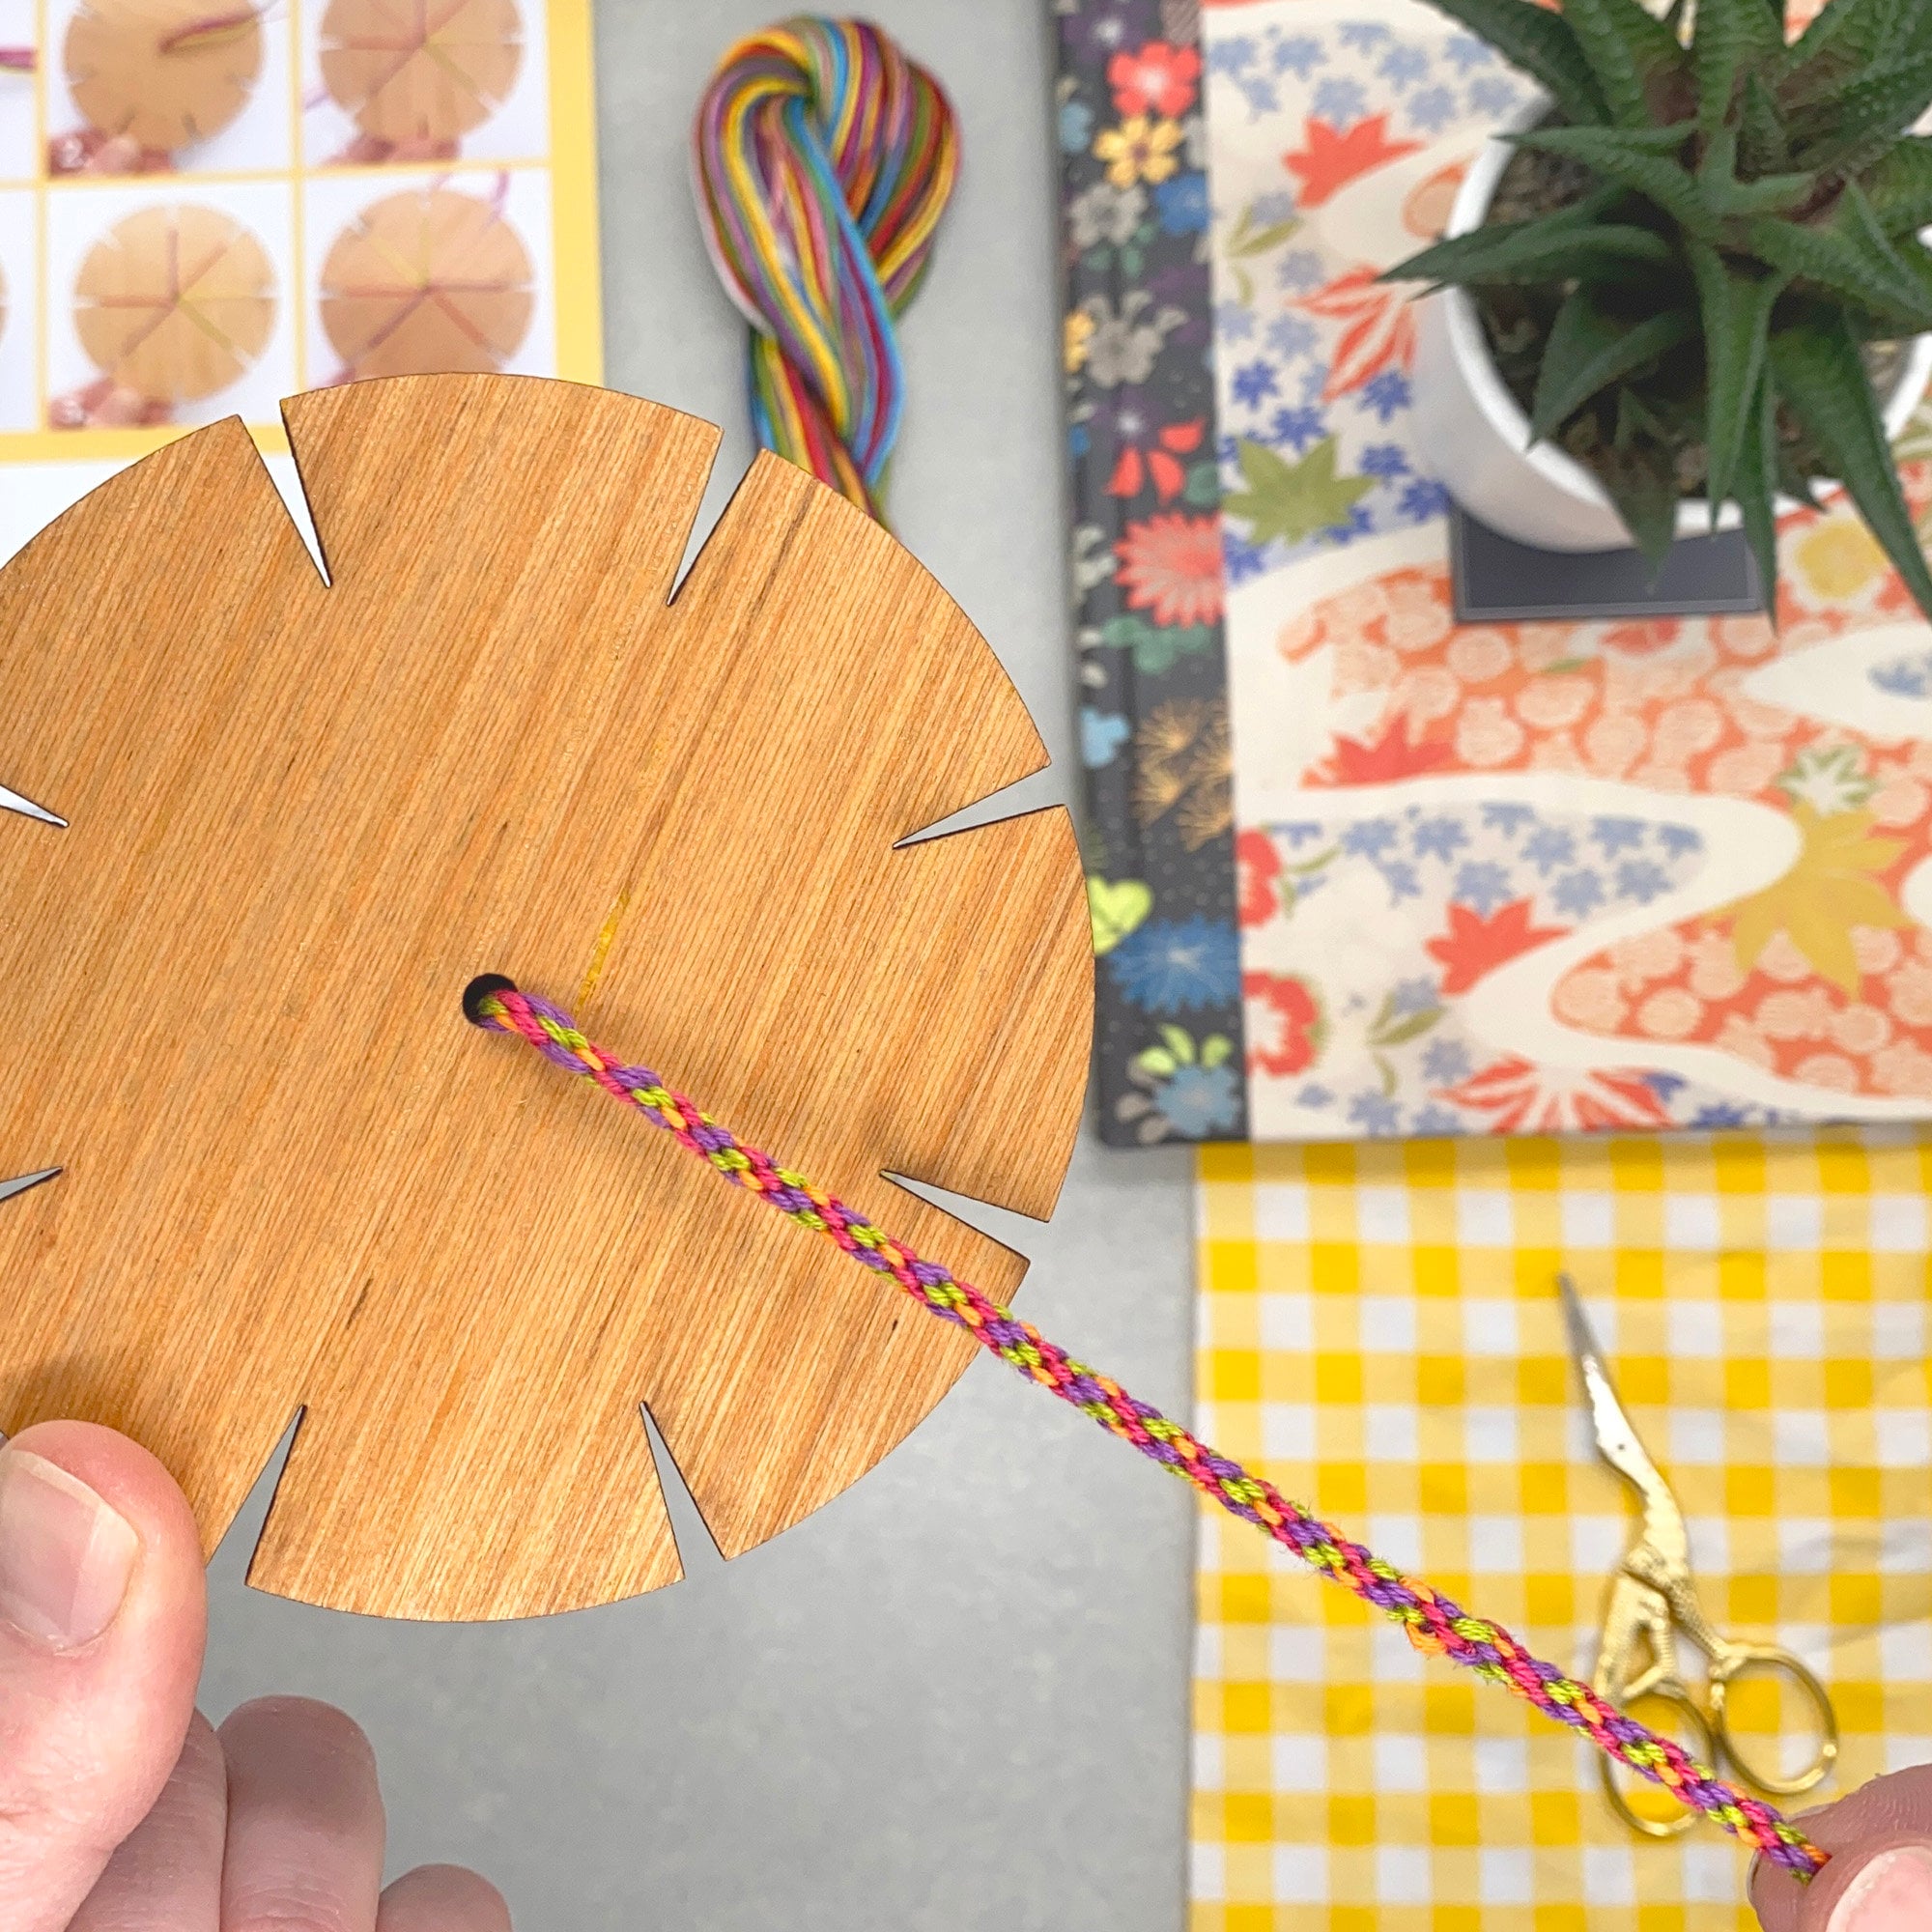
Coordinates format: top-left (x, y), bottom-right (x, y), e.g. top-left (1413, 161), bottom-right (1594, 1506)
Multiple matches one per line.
top-left (0, 1421), bottom-right (510, 1932)
top-left (1752, 1768), bottom-right (1932, 1931)
top-left (327, 133), bottom-right (461, 166)
top-left (46, 378), bottom-right (173, 429)
top-left (46, 129), bottom-right (172, 175)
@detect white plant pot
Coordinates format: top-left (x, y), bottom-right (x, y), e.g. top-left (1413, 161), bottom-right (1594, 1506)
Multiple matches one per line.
top-left (1411, 101), bottom-right (1932, 554)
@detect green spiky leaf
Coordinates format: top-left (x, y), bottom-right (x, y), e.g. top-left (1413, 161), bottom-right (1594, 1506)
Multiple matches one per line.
top-left (1688, 246), bottom-right (1786, 508)
top-left (1562, 0), bottom-right (1692, 129)
top-left (1547, 180), bottom-right (1656, 226)
top-left (1693, 0), bottom-right (1784, 129)
top-left (1787, 0), bottom-right (1912, 64)
top-left (1788, 49), bottom-right (1932, 173)
top-left (1694, 129), bottom-right (1813, 218)
top-left (1615, 385), bottom-right (1676, 446)
top-left (1512, 125), bottom-right (1713, 236)
top-left (1600, 397), bottom-right (1681, 573)
top-left (1782, 0), bottom-right (1915, 102)
top-left (1886, 230), bottom-right (1932, 313)
top-left (1860, 135), bottom-right (1932, 234)
top-left (1529, 290), bottom-right (1695, 440)
top-left (1382, 212), bottom-right (1675, 287)
top-left (1748, 180), bottom-right (1932, 331)
top-left (1776, 441), bottom-right (1828, 509)
top-left (1770, 315), bottom-right (1932, 623)
top-left (1701, 175), bottom-right (1817, 219)
top-left (1738, 71), bottom-right (1794, 176)
top-left (1412, 0), bottom-right (1609, 126)
top-left (1526, 122), bottom-right (1700, 156)
top-left (1737, 366), bottom-right (1783, 620)
top-left (1395, 0), bottom-right (1932, 632)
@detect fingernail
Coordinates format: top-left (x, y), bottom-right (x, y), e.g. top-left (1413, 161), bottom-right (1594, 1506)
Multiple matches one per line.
top-left (0, 1449), bottom-right (140, 1650)
top-left (1828, 1847), bottom-right (1932, 1932)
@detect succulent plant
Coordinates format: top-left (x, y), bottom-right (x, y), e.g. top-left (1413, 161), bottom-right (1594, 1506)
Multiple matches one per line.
top-left (1385, 0), bottom-right (1932, 622)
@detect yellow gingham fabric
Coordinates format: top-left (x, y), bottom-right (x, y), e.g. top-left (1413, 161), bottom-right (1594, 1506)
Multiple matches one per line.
top-left (1190, 1131), bottom-right (1932, 1932)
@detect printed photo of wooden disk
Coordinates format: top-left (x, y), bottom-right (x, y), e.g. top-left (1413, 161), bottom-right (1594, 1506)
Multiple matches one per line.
top-left (321, 187), bottom-right (531, 380)
top-left (320, 0), bottom-right (521, 148)
top-left (74, 204), bottom-right (275, 403)
top-left (66, 0), bottom-right (263, 156)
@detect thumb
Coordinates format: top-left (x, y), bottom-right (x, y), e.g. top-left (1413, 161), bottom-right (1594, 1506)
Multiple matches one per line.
top-left (0, 1422), bottom-right (208, 1932)
top-left (1752, 1767), bottom-right (1932, 1931)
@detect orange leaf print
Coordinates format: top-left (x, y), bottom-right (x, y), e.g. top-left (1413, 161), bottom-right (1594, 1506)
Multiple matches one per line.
top-left (1282, 114), bottom-right (1422, 209)
top-left (1425, 899), bottom-right (1568, 997)
top-left (1323, 715), bottom-right (1454, 784)
top-left (1299, 265), bottom-right (1417, 401)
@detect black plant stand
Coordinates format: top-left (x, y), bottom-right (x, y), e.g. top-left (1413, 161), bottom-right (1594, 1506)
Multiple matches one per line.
top-left (1450, 506), bottom-right (1767, 625)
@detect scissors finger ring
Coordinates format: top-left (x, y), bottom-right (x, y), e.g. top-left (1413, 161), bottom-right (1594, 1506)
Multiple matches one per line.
top-left (1600, 1678), bottom-right (1719, 1839)
top-left (1707, 1643), bottom-right (1840, 1798)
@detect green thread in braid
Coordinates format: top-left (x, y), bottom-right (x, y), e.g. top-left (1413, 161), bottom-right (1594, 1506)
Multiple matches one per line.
top-left (469, 980), bottom-right (1829, 1884)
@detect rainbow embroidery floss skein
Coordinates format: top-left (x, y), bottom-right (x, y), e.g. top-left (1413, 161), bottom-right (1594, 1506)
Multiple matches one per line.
top-left (692, 16), bottom-right (958, 522)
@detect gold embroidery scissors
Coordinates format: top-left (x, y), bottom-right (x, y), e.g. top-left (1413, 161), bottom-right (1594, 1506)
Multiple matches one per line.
top-left (1557, 1272), bottom-right (1839, 1837)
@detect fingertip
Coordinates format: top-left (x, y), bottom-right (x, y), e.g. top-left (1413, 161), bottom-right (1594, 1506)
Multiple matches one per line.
top-left (1748, 1849), bottom-right (1804, 1932)
top-left (380, 1863), bottom-right (513, 1932)
top-left (218, 1699), bottom-right (386, 1932)
top-left (1748, 1771), bottom-right (1932, 1930)
top-left (66, 1710), bottom-right (227, 1932)
top-left (6, 1421), bottom-right (203, 1559)
top-left (0, 1426), bottom-right (208, 1931)
top-left (2, 1421), bottom-right (207, 1655)
top-left (219, 1695), bottom-right (382, 1809)
top-left (176, 1709), bottom-right (226, 1788)
top-left (218, 1695), bottom-right (384, 1843)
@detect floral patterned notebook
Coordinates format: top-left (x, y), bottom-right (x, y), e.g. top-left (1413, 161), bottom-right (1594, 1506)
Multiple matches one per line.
top-left (1060, 0), bottom-right (1249, 1145)
top-left (1065, 0), bottom-right (1932, 1144)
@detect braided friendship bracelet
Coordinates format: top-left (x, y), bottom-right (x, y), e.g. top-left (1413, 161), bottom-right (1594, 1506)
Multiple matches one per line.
top-left (467, 979), bottom-right (1828, 1882)
top-left (691, 15), bottom-right (958, 521)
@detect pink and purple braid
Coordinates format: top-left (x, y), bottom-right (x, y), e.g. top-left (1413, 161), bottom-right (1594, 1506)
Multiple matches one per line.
top-left (467, 977), bottom-right (1827, 1883)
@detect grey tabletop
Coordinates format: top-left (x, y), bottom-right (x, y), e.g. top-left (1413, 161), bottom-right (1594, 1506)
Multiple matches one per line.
top-left (196, 4), bottom-right (1203, 1927)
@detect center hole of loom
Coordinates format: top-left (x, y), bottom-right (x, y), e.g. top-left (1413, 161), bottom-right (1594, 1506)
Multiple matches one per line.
top-left (461, 974), bottom-right (518, 1024)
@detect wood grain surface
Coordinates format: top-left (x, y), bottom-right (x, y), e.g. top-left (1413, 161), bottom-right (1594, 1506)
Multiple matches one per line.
top-left (0, 375), bottom-right (1092, 1619)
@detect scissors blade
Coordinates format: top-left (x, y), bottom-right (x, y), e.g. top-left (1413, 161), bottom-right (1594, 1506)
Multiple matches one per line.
top-left (1557, 1273), bottom-right (1682, 1522)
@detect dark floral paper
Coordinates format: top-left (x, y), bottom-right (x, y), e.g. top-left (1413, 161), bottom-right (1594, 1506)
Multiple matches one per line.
top-left (1057, 0), bottom-right (1246, 1146)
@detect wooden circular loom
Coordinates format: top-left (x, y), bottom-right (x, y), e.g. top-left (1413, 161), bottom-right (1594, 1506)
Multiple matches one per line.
top-left (64, 0), bottom-right (264, 163)
top-left (73, 203), bottom-right (275, 403)
top-left (321, 186), bottom-right (533, 380)
top-left (0, 375), bottom-right (1092, 1621)
top-left (320, 0), bottom-right (522, 150)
